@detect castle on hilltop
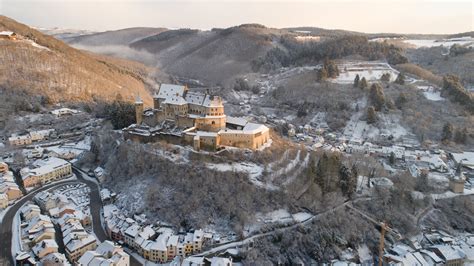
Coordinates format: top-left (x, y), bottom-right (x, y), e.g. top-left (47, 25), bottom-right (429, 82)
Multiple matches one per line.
top-left (124, 84), bottom-right (270, 150)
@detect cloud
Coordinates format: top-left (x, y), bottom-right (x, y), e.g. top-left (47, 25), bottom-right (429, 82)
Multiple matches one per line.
top-left (71, 44), bottom-right (160, 67)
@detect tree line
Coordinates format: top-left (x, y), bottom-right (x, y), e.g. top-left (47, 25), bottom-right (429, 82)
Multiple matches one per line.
top-left (252, 35), bottom-right (408, 71)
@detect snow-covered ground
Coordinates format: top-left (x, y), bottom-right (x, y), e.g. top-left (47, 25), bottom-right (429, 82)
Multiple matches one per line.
top-left (19, 39), bottom-right (51, 51)
top-left (246, 209), bottom-right (313, 236)
top-left (206, 161), bottom-right (279, 190)
top-left (422, 90), bottom-right (444, 101)
top-left (331, 61), bottom-right (399, 84)
top-left (143, 144), bottom-right (190, 164)
top-left (344, 110), bottom-right (409, 143)
top-left (403, 37), bottom-right (474, 48)
top-left (416, 85), bottom-right (445, 102)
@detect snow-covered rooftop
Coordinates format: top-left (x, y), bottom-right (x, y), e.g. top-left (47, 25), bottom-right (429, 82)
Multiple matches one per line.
top-left (185, 91), bottom-right (206, 105)
top-left (226, 116), bottom-right (248, 127)
top-left (156, 84), bottom-right (186, 99)
top-left (22, 157), bottom-right (70, 179)
top-left (0, 31), bottom-right (14, 36)
top-left (163, 94), bottom-right (188, 105)
top-left (451, 151), bottom-right (474, 167)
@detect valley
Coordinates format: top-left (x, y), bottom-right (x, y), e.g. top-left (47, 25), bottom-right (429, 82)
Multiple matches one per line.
top-left (0, 12), bottom-right (473, 266)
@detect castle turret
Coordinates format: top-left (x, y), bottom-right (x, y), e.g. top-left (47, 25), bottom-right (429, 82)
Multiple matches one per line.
top-left (135, 95), bottom-right (144, 125)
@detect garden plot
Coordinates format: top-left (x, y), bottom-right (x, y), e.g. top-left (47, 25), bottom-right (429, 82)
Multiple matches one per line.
top-left (332, 61), bottom-right (399, 84)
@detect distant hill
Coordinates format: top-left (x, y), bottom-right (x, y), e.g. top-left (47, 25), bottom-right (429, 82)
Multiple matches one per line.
top-left (0, 16), bottom-right (169, 106)
top-left (285, 26), bottom-right (363, 37)
top-left (130, 24), bottom-right (289, 85)
top-left (63, 27), bottom-right (168, 46)
top-left (39, 27), bottom-right (97, 40)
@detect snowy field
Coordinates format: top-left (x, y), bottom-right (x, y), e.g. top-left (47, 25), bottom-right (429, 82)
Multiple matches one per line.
top-left (403, 37), bottom-right (474, 48)
top-left (331, 61), bottom-right (399, 84)
top-left (246, 209), bottom-right (313, 236)
top-left (344, 107), bottom-right (409, 143)
top-left (206, 161), bottom-right (279, 190)
top-left (416, 85), bottom-right (445, 101)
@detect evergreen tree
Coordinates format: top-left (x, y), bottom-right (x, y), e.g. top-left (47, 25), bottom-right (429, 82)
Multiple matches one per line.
top-left (369, 83), bottom-right (385, 111)
top-left (454, 127), bottom-right (468, 144)
top-left (316, 152), bottom-right (342, 193)
top-left (106, 100), bottom-right (136, 130)
top-left (359, 77), bottom-right (368, 89)
top-left (415, 172), bottom-right (430, 192)
top-left (316, 153), bottom-right (329, 190)
top-left (395, 92), bottom-right (407, 109)
top-left (380, 73), bottom-right (391, 83)
top-left (441, 122), bottom-right (454, 142)
top-left (326, 61), bottom-right (339, 78)
top-left (395, 73), bottom-right (405, 85)
top-left (317, 67), bottom-right (328, 81)
top-left (339, 165), bottom-right (351, 196)
top-left (389, 152), bottom-right (396, 165)
top-left (349, 164), bottom-right (358, 197)
top-left (367, 106), bottom-right (377, 124)
top-left (354, 74), bottom-right (360, 88)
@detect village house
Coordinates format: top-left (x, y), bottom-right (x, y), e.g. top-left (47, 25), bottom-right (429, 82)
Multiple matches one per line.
top-left (29, 129), bottom-right (55, 142)
top-left (430, 245), bottom-right (466, 266)
top-left (150, 230), bottom-right (172, 263)
top-left (0, 163), bottom-right (22, 202)
top-left (63, 231), bottom-right (97, 262)
top-left (27, 146), bottom-right (44, 159)
top-left (0, 181), bottom-right (22, 201)
top-left (22, 212), bottom-right (56, 246)
top-left (0, 193), bottom-right (8, 209)
top-left (449, 163), bottom-right (466, 193)
top-left (21, 203), bottom-right (41, 220)
top-left (60, 219), bottom-right (97, 263)
top-left (78, 240), bottom-right (130, 266)
top-left (0, 162), bottom-right (8, 173)
top-left (34, 191), bottom-right (69, 211)
top-left (40, 252), bottom-right (71, 265)
top-left (32, 239), bottom-right (59, 259)
top-left (124, 224), bottom-right (140, 247)
top-left (450, 151), bottom-right (474, 170)
top-left (167, 235), bottom-right (179, 261)
top-left (193, 229), bottom-right (204, 253)
top-left (0, 31), bottom-right (17, 40)
top-left (21, 157), bottom-right (72, 187)
top-left (125, 84), bottom-right (270, 151)
top-left (8, 134), bottom-right (32, 146)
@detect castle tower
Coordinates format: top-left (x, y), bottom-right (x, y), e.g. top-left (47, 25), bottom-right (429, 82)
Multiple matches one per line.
top-left (135, 95), bottom-right (144, 125)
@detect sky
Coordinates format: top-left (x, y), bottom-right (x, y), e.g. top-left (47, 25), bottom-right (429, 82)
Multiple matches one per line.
top-left (1, 0), bottom-right (473, 34)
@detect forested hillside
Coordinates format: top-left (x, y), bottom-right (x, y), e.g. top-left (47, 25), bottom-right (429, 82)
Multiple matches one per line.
top-left (0, 16), bottom-right (168, 107)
